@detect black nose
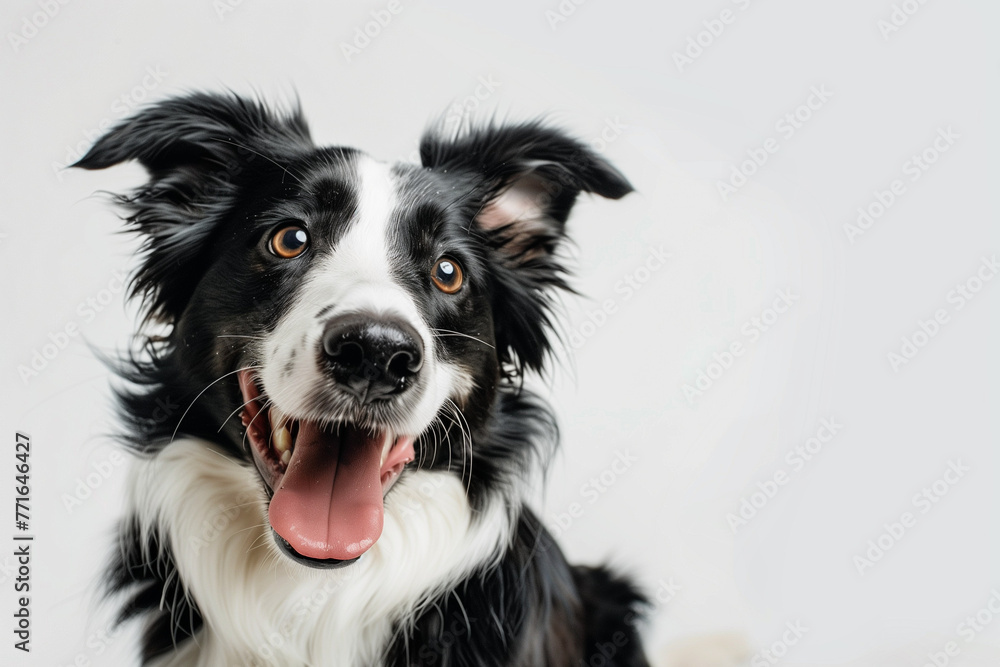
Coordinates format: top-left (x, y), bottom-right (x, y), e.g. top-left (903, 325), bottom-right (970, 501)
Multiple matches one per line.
top-left (321, 314), bottom-right (424, 402)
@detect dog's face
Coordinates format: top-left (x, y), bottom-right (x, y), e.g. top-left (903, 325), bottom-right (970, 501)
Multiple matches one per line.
top-left (220, 153), bottom-right (500, 565)
top-left (76, 93), bottom-right (631, 567)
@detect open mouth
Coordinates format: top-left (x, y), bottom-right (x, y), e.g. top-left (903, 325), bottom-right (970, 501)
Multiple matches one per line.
top-left (237, 370), bottom-right (415, 565)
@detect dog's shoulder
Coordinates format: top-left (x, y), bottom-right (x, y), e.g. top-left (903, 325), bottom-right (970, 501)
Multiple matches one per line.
top-left (386, 508), bottom-right (650, 666)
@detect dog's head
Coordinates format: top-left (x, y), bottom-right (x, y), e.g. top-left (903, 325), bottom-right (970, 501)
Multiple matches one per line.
top-left (76, 92), bottom-right (631, 567)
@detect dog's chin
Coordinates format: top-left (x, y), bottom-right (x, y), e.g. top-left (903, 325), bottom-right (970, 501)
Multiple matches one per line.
top-left (237, 369), bottom-right (416, 568)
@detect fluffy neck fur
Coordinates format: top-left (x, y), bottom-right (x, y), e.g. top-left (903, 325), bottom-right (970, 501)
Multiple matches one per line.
top-left (127, 439), bottom-right (516, 667)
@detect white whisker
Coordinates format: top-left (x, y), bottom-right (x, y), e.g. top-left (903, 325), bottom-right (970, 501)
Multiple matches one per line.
top-left (430, 328), bottom-right (495, 349)
top-left (170, 365), bottom-right (261, 444)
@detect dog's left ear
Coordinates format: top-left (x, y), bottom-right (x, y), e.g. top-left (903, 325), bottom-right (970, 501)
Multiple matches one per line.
top-left (420, 122), bottom-right (632, 261)
top-left (420, 122), bottom-right (634, 374)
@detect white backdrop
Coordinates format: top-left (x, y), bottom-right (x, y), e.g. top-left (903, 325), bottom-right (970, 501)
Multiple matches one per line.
top-left (1, 1), bottom-right (998, 665)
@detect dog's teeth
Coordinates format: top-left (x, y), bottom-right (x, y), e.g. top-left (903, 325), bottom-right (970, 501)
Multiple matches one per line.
top-left (280, 449), bottom-right (291, 466)
top-left (269, 406), bottom-right (297, 455)
top-left (380, 433), bottom-right (395, 467)
top-left (273, 424), bottom-right (292, 454)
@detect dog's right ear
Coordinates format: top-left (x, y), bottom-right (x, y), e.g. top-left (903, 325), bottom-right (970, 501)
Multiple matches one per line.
top-left (73, 91), bottom-right (311, 176)
top-left (73, 92), bottom-right (313, 325)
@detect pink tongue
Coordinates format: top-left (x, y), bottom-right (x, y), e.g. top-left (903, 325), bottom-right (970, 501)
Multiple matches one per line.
top-left (268, 424), bottom-right (384, 561)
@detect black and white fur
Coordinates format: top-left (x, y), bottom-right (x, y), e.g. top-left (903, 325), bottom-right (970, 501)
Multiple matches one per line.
top-left (75, 92), bottom-right (649, 666)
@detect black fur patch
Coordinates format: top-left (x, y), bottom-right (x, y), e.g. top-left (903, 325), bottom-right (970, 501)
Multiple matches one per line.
top-left (572, 566), bottom-right (652, 666)
top-left (108, 519), bottom-right (203, 664)
top-left (387, 510), bottom-right (649, 666)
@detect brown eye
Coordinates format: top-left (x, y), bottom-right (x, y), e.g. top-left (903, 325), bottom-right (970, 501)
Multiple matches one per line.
top-left (269, 225), bottom-right (309, 258)
top-left (431, 257), bottom-right (464, 294)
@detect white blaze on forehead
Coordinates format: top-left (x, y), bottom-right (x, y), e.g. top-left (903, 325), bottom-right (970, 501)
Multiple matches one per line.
top-left (324, 156), bottom-right (414, 317)
top-left (298, 156), bottom-right (408, 312)
top-left (335, 155), bottom-right (397, 287)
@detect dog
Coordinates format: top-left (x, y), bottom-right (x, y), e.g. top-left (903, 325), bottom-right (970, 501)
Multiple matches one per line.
top-left (74, 91), bottom-right (649, 666)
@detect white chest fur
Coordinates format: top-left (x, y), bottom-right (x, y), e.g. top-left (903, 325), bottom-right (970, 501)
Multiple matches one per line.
top-left (126, 440), bottom-right (514, 667)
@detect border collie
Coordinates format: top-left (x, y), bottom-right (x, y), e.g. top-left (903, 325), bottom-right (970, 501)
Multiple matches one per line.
top-left (74, 92), bottom-right (649, 666)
